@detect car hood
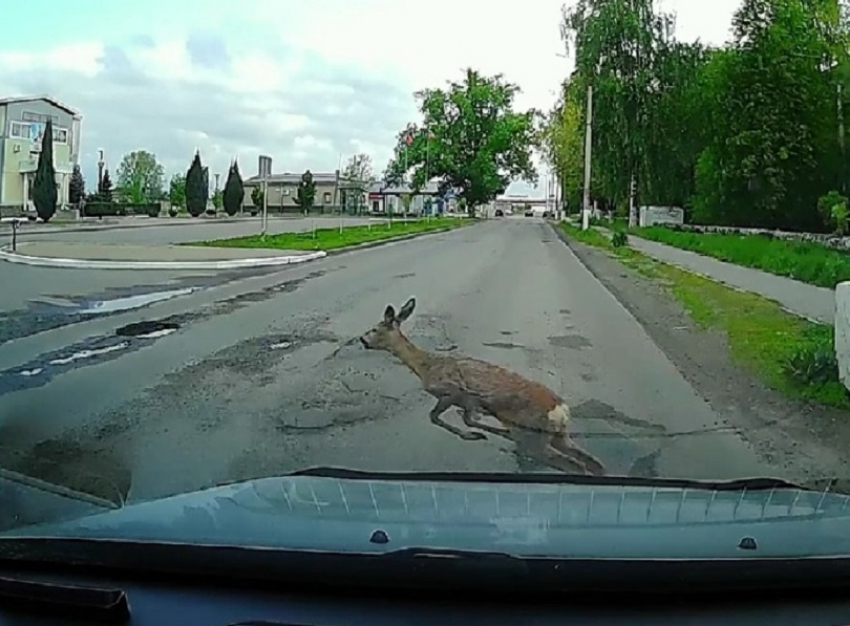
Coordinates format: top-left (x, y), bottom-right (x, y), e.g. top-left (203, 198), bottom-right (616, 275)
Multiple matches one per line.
top-left (2, 470), bottom-right (850, 560)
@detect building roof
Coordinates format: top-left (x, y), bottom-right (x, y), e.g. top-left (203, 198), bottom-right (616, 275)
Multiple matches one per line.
top-left (0, 95), bottom-right (81, 118)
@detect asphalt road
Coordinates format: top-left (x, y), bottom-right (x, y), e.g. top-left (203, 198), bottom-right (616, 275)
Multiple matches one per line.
top-left (0, 218), bottom-right (773, 507)
top-left (0, 216), bottom-right (380, 330)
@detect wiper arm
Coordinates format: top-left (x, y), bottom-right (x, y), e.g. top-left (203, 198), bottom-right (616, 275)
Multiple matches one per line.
top-left (284, 466), bottom-right (814, 493)
top-left (0, 467), bottom-right (120, 510)
top-left (0, 575), bottom-right (130, 624)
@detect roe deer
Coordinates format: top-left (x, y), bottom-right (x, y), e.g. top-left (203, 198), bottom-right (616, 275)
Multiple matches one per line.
top-left (360, 298), bottom-right (605, 476)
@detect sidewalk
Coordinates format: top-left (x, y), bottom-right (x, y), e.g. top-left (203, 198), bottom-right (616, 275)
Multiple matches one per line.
top-left (0, 241), bottom-right (324, 271)
top-left (626, 234), bottom-right (834, 324)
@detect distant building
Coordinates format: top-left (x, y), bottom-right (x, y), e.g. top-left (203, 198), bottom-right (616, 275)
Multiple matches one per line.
top-left (0, 95), bottom-right (82, 214)
top-left (242, 156), bottom-right (369, 213)
top-left (367, 181), bottom-right (445, 215)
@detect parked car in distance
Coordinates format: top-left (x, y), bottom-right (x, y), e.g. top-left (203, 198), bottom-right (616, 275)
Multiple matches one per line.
top-left (525, 209), bottom-right (534, 217)
top-left (495, 209), bottom-right (504, 217)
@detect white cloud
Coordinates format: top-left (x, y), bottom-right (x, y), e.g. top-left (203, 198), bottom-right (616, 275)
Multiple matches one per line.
top-left (0, 0), bottom-right (737, 197)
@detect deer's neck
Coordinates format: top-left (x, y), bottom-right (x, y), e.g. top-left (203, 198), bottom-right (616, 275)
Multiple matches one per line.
top-left (391, 335), bottom-right (432, 379)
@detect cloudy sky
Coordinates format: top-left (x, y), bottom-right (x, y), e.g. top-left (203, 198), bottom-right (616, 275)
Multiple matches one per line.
top-left (0, 0), bottom-right (740, 196)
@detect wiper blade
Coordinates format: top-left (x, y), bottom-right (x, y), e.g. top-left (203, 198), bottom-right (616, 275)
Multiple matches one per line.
top-left (0, 575), bottom-right (130, 623)
top-left (0, 467), bottom-right (120, 510)
top-left (284, 466), bottom-right (814, 493)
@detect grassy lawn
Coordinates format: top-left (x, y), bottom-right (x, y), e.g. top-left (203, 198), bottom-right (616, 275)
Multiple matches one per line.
top-left (634, 226), bottom-right (850, 289)
top-left (561, 223), bottom-right (849, 409)
top-left (190, 217), bottom-right (468, 251)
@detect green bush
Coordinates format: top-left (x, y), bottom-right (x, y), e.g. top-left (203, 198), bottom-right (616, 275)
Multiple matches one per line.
top-left (784, 330), bottom-right (839, 386)
top-left (83, 202), bottom-right (123, 217)
top-left (818, 191), bottom-right (849, 233)
top-left (123, 203), bottom-right (160, 217)
top-left (612, 231), bottom-right (629, 248)
top-left (82, 203), bottom-right (159, 218)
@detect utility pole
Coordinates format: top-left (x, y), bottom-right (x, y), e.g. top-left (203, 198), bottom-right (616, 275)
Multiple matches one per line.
top-left (836, 81), bottom-right (847, 193)
top-left (582, 84), bottom-right (593, 231)
top-left (261, 175), bottom-right (269, 237)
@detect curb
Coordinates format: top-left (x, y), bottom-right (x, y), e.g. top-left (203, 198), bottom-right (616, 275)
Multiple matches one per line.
top-left (0, 247), bottom-right (327, 271)
top-left (0, 220), bottom-right (474, 270)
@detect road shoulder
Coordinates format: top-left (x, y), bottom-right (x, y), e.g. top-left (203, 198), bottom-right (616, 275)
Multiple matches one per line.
top-left (554, 224), bottom-right (850, 487)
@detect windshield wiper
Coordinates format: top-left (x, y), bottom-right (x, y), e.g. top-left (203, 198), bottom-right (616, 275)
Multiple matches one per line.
top-left (0, 575), bottom-right (130, 623)
top-left (284, 466), bottom-right (816, 493)
top-left (0, 467), bottom-right (121, 510)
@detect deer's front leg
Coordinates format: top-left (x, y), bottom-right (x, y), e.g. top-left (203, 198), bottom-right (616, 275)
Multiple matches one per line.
top-left (429, 397), bottom-right (485, 441)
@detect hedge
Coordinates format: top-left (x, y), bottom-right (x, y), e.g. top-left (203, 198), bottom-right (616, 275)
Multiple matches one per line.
top-left (83, 203), bottom-right (160, 218)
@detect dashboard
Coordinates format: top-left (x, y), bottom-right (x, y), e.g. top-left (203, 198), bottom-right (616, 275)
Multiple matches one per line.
top-left (3, 566), bottom-right (850, 626)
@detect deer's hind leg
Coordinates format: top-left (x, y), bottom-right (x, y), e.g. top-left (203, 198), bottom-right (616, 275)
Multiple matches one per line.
top-left (461, 405), bottom-right (511, 440)
top-left (547, 434), bottom-right (606, 476)
top-left (509, 428), bottom-right (605, 476)
top-left (429, 396), bottom-right (486, 441)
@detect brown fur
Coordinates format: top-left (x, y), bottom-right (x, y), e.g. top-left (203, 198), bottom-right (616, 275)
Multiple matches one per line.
top-left (361, 299), bottom-right (605, 476)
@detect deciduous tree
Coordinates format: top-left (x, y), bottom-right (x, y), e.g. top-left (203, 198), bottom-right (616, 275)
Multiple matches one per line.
top-left (387, 69), bottom-right (539, 216)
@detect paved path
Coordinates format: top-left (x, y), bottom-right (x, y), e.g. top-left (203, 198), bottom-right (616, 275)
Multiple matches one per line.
top-left (0, 219), bottom-right (771, 506)
top-left (627, 234), bottom-right (835, 324)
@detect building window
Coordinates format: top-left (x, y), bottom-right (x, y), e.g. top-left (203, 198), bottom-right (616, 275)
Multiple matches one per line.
top-left (323, 192), bottom-right (332, 204)
top-left (21, 111), bottom-right (59, 125)
top-left (9, 121), bottom-right (68, 143)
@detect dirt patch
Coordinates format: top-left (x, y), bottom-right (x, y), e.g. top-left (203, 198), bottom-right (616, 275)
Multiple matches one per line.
top-left (561, 233), bottom-right (850, 485)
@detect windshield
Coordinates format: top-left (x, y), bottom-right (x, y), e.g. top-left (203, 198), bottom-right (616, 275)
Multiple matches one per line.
top-left (2, 0), bottom-right (850, 561)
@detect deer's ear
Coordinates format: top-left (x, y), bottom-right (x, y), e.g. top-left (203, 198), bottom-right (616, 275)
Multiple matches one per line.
top-left (383, 305), bottom-right (396, 324)
top-left (397, 298), bottom-right (416, 323)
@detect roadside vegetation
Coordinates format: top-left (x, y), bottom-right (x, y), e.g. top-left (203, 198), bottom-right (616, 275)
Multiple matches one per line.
top-left (561, 223), bottom-right (849, 409)
top-left (542, 0), bottom-right (850, 235)
top-left (191, 217), bottom-right (468, 251)
top-left (632, 227), bottom-right (850, 289)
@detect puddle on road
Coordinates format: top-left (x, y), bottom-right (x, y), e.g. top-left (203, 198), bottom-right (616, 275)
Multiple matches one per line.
top-left (116, 320), bottom-right (180, 338)
top-left (49, 342), bottom-right (130, 366)
top-left (2, 264), bottom-right (313, 346)
top-left (78, 288), bottom-right (195, 315)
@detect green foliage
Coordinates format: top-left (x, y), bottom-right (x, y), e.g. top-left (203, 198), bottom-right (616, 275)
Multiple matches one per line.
top-left (547, 0), bottom-right (850, 232)
top-left (637, 226), bottom-right (850, 288)
top-left (386, 69), bottom-right (538, 214)
top-left (32, 120), bottom-right (57, 222)
top-left (185, 152), bottom-right (206, 217)
top-left (69, 165), bottom-right (85, 206)
top-left (612, 231), bottom-right (629, 248)
top-left (212, 189), bottom-right (223, 210)
top-left (251, 185), bottom-right (264, 209)
top-left (116, 150), bottom-right (165, 203)
top-left (193, 217), bottom-right (468, 251)
top-left (818, 190), bottom-right (850, 232)
top-left (295, 170), bottom-right (316, 213)
top-left (784, 330), bottom-right (840, 386)
top-left (83, 203), bottom-right (159, 218)
top-left (832, 200), bottom-right (849, 234)
top-left (99, 169), bottom-right (113, 202)
top-left (223, 161), bottom-right (245, 217)
top-left (169, 174), bottom-right (186, 209)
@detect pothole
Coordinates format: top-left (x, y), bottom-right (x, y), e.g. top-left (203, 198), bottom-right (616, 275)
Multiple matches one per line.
top-left (116, 320), bottom-right (181, 338)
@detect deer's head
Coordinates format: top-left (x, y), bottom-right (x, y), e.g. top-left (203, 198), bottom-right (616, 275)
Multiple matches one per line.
top-left (360, 298), bottom-right (416, 351)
